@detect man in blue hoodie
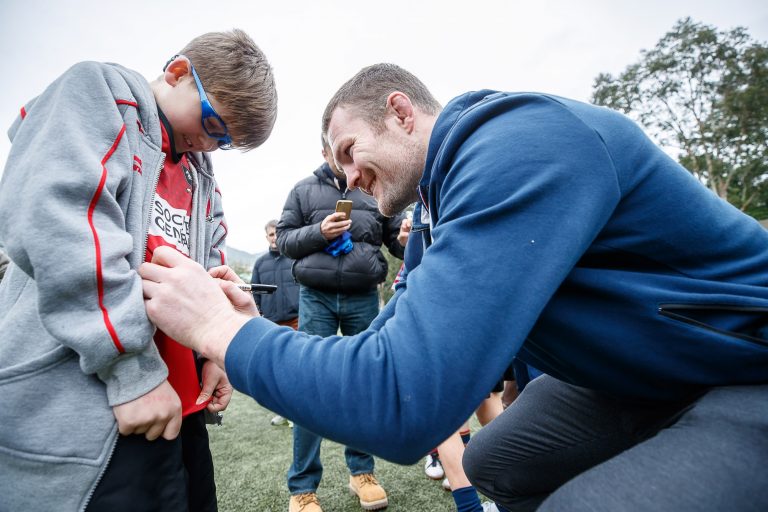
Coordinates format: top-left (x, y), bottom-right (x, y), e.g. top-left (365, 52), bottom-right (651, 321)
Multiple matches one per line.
top-left (141, 63), bottom-right (768, 511)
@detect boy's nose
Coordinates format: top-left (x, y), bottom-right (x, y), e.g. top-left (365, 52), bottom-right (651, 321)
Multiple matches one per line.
top-left (200, 135), bottom-right (219, 152)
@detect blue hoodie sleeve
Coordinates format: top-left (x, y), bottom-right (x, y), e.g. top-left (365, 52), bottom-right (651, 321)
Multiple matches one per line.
top-left (225, 95), bottom-right (621, 463)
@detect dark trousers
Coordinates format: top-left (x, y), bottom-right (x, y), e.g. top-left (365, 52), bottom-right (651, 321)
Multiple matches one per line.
top-left (87, 411), bottom-right (216, 512)
top-left (463, 375), bottom-right (768, 512)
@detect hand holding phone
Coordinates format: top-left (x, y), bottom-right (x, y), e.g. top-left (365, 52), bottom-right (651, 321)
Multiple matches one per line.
top-left (335, 200), bottom-right (353, 221)
top-left (322, 200), bottom-right (353, 240)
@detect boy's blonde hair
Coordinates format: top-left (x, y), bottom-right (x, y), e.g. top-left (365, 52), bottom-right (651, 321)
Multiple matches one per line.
top-left (180, 29), bottom-right (277, 151)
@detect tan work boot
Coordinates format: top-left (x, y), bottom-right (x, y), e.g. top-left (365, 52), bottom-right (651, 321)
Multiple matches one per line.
top-left (348, 473), bottom-right (388, 510)
top-left (289, 492), bottom-right (322, 512)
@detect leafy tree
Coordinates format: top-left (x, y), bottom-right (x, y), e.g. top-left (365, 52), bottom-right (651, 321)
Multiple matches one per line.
top-left (592, 18), bottom-right (768, 216)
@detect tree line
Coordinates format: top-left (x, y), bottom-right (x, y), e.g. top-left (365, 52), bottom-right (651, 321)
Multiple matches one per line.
top-left (592, 17), bottom-right (768, 219)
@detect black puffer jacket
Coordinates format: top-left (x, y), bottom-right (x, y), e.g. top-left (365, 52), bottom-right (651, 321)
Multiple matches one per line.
top-left (251, 249), bottom-right (300, 323)
top-left (277, 163), bottom-right (405, 293)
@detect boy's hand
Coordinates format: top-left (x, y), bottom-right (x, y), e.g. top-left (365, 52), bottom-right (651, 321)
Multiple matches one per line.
top-left (196, 360), bottom-right (233, 413)
top-left (321, 212), bottom-right (352, 240)
top-left (113, 380), bottom-right (182, 441)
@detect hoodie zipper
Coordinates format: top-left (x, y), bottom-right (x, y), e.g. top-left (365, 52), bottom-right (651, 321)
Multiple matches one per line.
top-left (85, 153), bottom-right (163, 510)
top-left (79, 427), bottom-right (119, 511)
top-left (658, 303), bottom-right (768, 348)
top-left (141, 154), bottom-right (166, 259)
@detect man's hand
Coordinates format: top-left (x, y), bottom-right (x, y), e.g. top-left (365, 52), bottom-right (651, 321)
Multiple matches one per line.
top-left (196, 360), bottom-right (233, 413)
top-left (397, 217), bottom-right (412, 247)
top-left (113, 380), bottom-right (182, 441)
top-left (321, 212), bottom-right (352, 240)
top-left (139, 246), bottom-right (252, 367)
top-left (208, 266), bottom-right (261, 317)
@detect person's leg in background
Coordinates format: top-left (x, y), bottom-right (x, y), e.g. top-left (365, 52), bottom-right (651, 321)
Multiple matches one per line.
top-left (286, 287), bottom-right (340, 512)
top-left (288, 425), bottom-right (325, 510)
top-left (501, 362), bottom-right (519, 410)
top-left (475, 390), bottom-right (503, 426)
top-left (440, 389), bottom-right (505, 512)
top-left (424, 447), bottom-right (445, 481)
top-left (338, 289), bottom-right (388, 510)
top-left (443, 387), bottom-right (503, 490)
top-left (337, 290), bottom-right (379, 488)
top-left (338, 289), bottom-right (380, 336)
top-left (441, 431), bottom-right (484, 512)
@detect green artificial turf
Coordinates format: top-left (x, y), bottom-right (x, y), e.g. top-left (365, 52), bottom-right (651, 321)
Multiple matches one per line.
top-left (209, 391), bottom-right (460, 511)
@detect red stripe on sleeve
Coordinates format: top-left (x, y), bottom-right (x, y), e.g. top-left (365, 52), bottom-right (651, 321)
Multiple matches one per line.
top-left (115, 99), bottom-right (138, 108)
top-left (20, 106), bottom-right (27, 119)
top-left (88, 124), bottom-right (128, 353)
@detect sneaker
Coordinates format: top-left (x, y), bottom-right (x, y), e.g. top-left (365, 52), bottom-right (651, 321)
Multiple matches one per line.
top-left (481, 503), bottom-right (500, 512)
top-left (271, 414), bottom-right (289, 426)
top-left (442, 477), bottom-right (451, 491)
top-left (348, 473), bottom-right (388, 510)
top-left (424, 452), bottom-right (444, 480)
top-left (289, 492), bottom-right (322, 512)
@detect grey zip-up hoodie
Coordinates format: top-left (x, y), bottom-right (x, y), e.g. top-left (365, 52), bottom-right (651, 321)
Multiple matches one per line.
top-left (0, 61), bottom-right (227, 511)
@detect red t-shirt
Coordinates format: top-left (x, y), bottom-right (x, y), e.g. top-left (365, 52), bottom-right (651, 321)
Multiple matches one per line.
top-left (145, 115), bottom-right (209, 417)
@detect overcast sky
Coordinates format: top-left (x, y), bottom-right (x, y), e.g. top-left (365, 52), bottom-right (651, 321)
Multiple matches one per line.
top-left (1, 0), bottom-right (766, 253)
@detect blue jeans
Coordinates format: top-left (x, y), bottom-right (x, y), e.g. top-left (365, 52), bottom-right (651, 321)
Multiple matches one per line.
top-left (464, 375), bottom-right (768, 511)
top-left (287, 286), bottom-right (380, 494)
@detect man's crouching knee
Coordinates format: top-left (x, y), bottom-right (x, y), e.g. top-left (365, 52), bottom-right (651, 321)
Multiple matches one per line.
top-left (462, 429), bottom-right (497, 500)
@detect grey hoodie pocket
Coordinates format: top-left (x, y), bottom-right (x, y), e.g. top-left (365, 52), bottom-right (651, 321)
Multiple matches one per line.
top-left (0, 348), bottom-right (114, 463)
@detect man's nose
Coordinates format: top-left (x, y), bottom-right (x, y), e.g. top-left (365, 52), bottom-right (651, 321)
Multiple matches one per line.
top-left (343, 165), bottom-right (361, 190)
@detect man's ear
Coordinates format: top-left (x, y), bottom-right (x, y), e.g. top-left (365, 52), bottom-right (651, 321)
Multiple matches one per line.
top-left (386, 92), bottom-right (415, 134)
top-left (164, 55), bottom-right (192, 87)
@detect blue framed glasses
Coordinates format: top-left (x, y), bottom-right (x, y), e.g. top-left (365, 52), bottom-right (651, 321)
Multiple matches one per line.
top-left (190, 64), bottom-right (233, 149)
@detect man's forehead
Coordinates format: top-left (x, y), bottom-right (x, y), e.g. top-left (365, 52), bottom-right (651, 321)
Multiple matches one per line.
top-left (327, 107), bottom-right (364, 155)
top-left (326, 108), bottom-right (351, 146)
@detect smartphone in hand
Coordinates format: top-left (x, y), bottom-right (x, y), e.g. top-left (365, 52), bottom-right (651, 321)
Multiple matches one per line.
top-left (336, 200), bottom-right (353, 221)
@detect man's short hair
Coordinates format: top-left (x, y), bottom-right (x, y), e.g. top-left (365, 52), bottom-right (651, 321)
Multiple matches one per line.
top-left (265, 219), bottom-right (278, 232)
top-left (179, 29), bottom-right (277, 151)
top-left (321, 63), bottom-right (441, 136)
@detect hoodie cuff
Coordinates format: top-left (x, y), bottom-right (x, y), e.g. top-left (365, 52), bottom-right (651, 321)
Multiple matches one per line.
top-left (97, 342), bottom-right (169, 406)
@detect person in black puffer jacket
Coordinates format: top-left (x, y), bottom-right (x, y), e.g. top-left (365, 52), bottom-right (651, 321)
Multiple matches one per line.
top-left (251, 219), bottom-right (300, 329)
top-left (276, 137), bottom-right (406, 512)
top-left (251, 219), bottom-right (301, 428)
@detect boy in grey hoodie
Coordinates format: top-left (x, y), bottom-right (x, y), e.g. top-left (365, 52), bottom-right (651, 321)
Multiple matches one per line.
top-left (0, 30), bottom-right (277, 511)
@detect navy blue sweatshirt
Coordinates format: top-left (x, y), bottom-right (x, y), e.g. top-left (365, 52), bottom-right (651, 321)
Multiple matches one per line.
top-left (225, 91), bottom-right (768, 464)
